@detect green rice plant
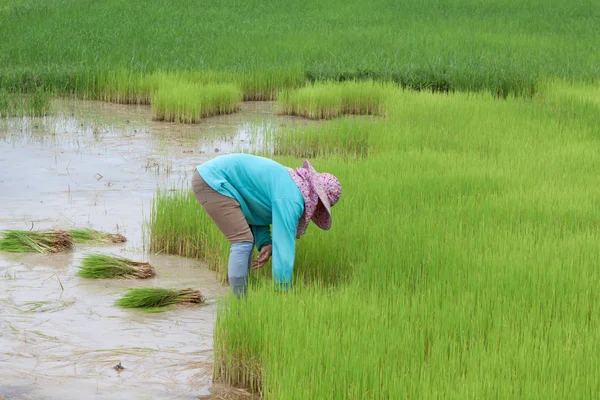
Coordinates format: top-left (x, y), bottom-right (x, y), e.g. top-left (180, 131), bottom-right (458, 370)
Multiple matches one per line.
top-left (93, 69), bottom-right (160, 104)
top-left (69, 228), bottom-right (127, 244)
top-left (86, 68), bottom-right (304, 104)
top-left (537, 79), bottom-right (600, 130)
top-left (270, 118), bottom-right (376, 160)
top-left (28, 89), bottom-right (51, 116)
top-left (151, 82), bottom-right (242, 123)
top-left (77, 254), bottom-right (155, 279)
top-left (0, 230), bottom-right (73, 253)
top-left (184, 68), bottom-right (305, 101)
top-left (209, 84), bottom-right (600, 398)
top-left (115, 287), bottom-right (205, 311)
top-left (148, 188), bottom-right (230, 281)
top-left (0, 88), bottom-right (9, 116)
top-left (235, 67), bottom-right (305, 101)
top-left (277, 81), bottom-right (392, 119)
top-left (9, 94), bottom-right (26, 116)
top-left (1, 0), bottom-right (599, 97)
top-left (279, 84), bottom-right (342, 119)
top-left (2, 0), bottom-right (599, 393)
top-left (0, 88), bottom-right (51, 118)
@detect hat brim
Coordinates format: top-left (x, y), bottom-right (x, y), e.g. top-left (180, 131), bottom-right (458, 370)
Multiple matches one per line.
top-left (302, 160), bottom-right (333, 230)
top-left (312, 201), bottom-right (332, 230)
top-left (303, 160), bottom-right (332, 212)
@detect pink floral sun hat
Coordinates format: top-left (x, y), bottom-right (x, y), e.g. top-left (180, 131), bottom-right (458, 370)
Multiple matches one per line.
top-left (286, 160), bottom-right (342, 238)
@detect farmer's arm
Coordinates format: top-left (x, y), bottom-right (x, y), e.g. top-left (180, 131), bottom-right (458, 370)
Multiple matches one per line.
top-left (250, 225), bottom-right (271, 251)
top-left (271, 198), bottom-right (303, 290)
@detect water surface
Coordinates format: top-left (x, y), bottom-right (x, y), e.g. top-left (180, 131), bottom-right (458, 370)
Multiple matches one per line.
top-left (0, 100), bottom-right (303, 399)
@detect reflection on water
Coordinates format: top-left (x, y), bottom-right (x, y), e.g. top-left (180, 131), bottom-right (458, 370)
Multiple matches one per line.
top-left (0, 99), bottom-right (307, 399)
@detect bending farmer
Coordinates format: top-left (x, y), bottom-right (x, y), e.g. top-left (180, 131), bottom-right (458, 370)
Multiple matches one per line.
top-left (192, 154), bottom-right (342, 295)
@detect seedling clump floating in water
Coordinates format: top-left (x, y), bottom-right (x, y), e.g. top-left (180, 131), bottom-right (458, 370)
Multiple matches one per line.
top-left (69, 228), bottom-right (127, 244)
top-left (0, 230), bottom-right (74, 253)
top-left (115, 287), bottom-right (205, 311)
top-left (77, 254), bottom-right (156, 279)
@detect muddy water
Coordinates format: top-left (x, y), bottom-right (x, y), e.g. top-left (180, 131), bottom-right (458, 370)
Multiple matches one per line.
top-left (0, 100), bottom-right (307, 399)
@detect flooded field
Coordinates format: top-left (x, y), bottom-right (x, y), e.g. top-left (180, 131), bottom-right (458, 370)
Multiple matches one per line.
top-left (0, 100), bottom-right (305, 399)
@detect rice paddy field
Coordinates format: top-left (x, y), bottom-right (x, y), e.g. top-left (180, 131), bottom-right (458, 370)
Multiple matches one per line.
top-left (1, 0), bottom-right (600, 398)
top-left (1, 0), bottom-right (599, 98)
top-left (150, 85), bottom-right (600, 398)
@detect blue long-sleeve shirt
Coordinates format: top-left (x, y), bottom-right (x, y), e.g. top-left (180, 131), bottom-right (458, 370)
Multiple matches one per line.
top-left (196, 154), bottom-right (304, 286)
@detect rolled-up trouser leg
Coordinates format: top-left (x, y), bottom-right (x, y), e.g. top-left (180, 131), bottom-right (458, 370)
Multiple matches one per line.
top-left (192, 169), bottom-right (255, 296)
top-left (228, 242), bottom-right (253, 298)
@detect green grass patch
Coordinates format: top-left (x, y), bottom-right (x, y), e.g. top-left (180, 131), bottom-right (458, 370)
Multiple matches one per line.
top-left (0, 230), bottom-right (73, 253)
top-left (115, 287), bottom-right (205, 311)
top-left (69, 228), bottom-right (127, 244)
top-left (189, 68), bottom-right (306, 101)
top-left (148, 188), bottom-right (230, 281)
top-left (4, 68), bottom-right (305, 103)
top-left (1, 0), bottom-right (598, 97)
top-left (151, 82), bottom-right (242, 123)
top-left (77, 254), bottom-right (155, 279)
top-left (175, 83), bottom-right (600, 397)
top-left (271, 118), bottom-right (376, 160)
top-left (0, 88), bottom-right (51, 117)
top-left (93, 69), bottom-right (160, 104)
top-left (278, 81), bottom-right (392, 119)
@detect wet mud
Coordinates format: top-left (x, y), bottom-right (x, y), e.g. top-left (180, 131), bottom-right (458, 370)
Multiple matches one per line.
top-left (0, 100), bottom-right (301, 399)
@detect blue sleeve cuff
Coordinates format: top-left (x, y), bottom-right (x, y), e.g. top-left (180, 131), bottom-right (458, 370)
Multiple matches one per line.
top-left (250, 225), bottom-right (272, 251)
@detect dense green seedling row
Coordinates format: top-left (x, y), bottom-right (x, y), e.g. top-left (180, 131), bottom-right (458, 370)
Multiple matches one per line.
top-left (278, 81), bottom-right (394, 119)
top-left (150, 83), bottom-right (600, 397)
top-left (148, 188), bottom-right (231, 281)
top-left (1, 0), bottom-right (599, 97)
top-left (273, 118), bottom-right (375, 159)
top-left (0, 89), bottom-right (51, 117)
top-left (0, 67), bottom-right (305, 102)
top-left (152, 83), bottom-right (242, 123)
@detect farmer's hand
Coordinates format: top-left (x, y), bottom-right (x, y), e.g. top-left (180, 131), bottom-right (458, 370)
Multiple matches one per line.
top-left (251, 244), bottom-right (272, 270)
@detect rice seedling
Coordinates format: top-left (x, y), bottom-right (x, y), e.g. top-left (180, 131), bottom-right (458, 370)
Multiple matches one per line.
top-left (77, 254), bottom-right (155, 279)
top-left (186, 68), bottom-right (305, 101)
top-left (148, 188), bottom-right (230, 281)
top-left (277, 81), bottom-right (392, 119)
top-left (69, 228), bottom-right (127, 244)
top-left (0, 88), bottom-right (51, 117)
top-left (209, 85), bottom-right (600, 398)
top-left (28, 89), bottom-right (51, 116)
top-left (0, 230), bottom-right (73, 253)
top-left (5, 0), bottom-right (595, 99)
top-left (115, 287), bottom-right (205, 310)
top-left (73, 68), bottom-right (306, 104)
top-left (233, 67), bottom-right (305, 101)
top-left (1, 0), bottom-right (598, 395)
top-left (0, 88), bottom-right (9, 116)
top-left (151, 82), bottom-right (242, 123)
top-left (8, 93), bottom-right (26, 116)
top-left (94, 69), bottom-right (159, 105)
top-left (270, 118), bottom-right (375, 160)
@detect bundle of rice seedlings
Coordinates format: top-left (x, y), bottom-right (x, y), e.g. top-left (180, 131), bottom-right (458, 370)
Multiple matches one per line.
top-left (115, 288), bottom-right (205, 310)
top-left (70, 228), bottom-right (127, 244)
top-left (0, 230), bottom-right (73, 253)
top-left (77, 254), bottom-right (155, 279)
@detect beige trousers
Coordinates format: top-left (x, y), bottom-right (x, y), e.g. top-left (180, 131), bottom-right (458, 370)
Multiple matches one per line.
top-left (192, 169), bottom-right (254, 244)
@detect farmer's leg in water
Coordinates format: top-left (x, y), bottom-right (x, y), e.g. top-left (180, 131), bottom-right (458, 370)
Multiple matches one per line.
top-left (192, 170), bottom-right (253, 297)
